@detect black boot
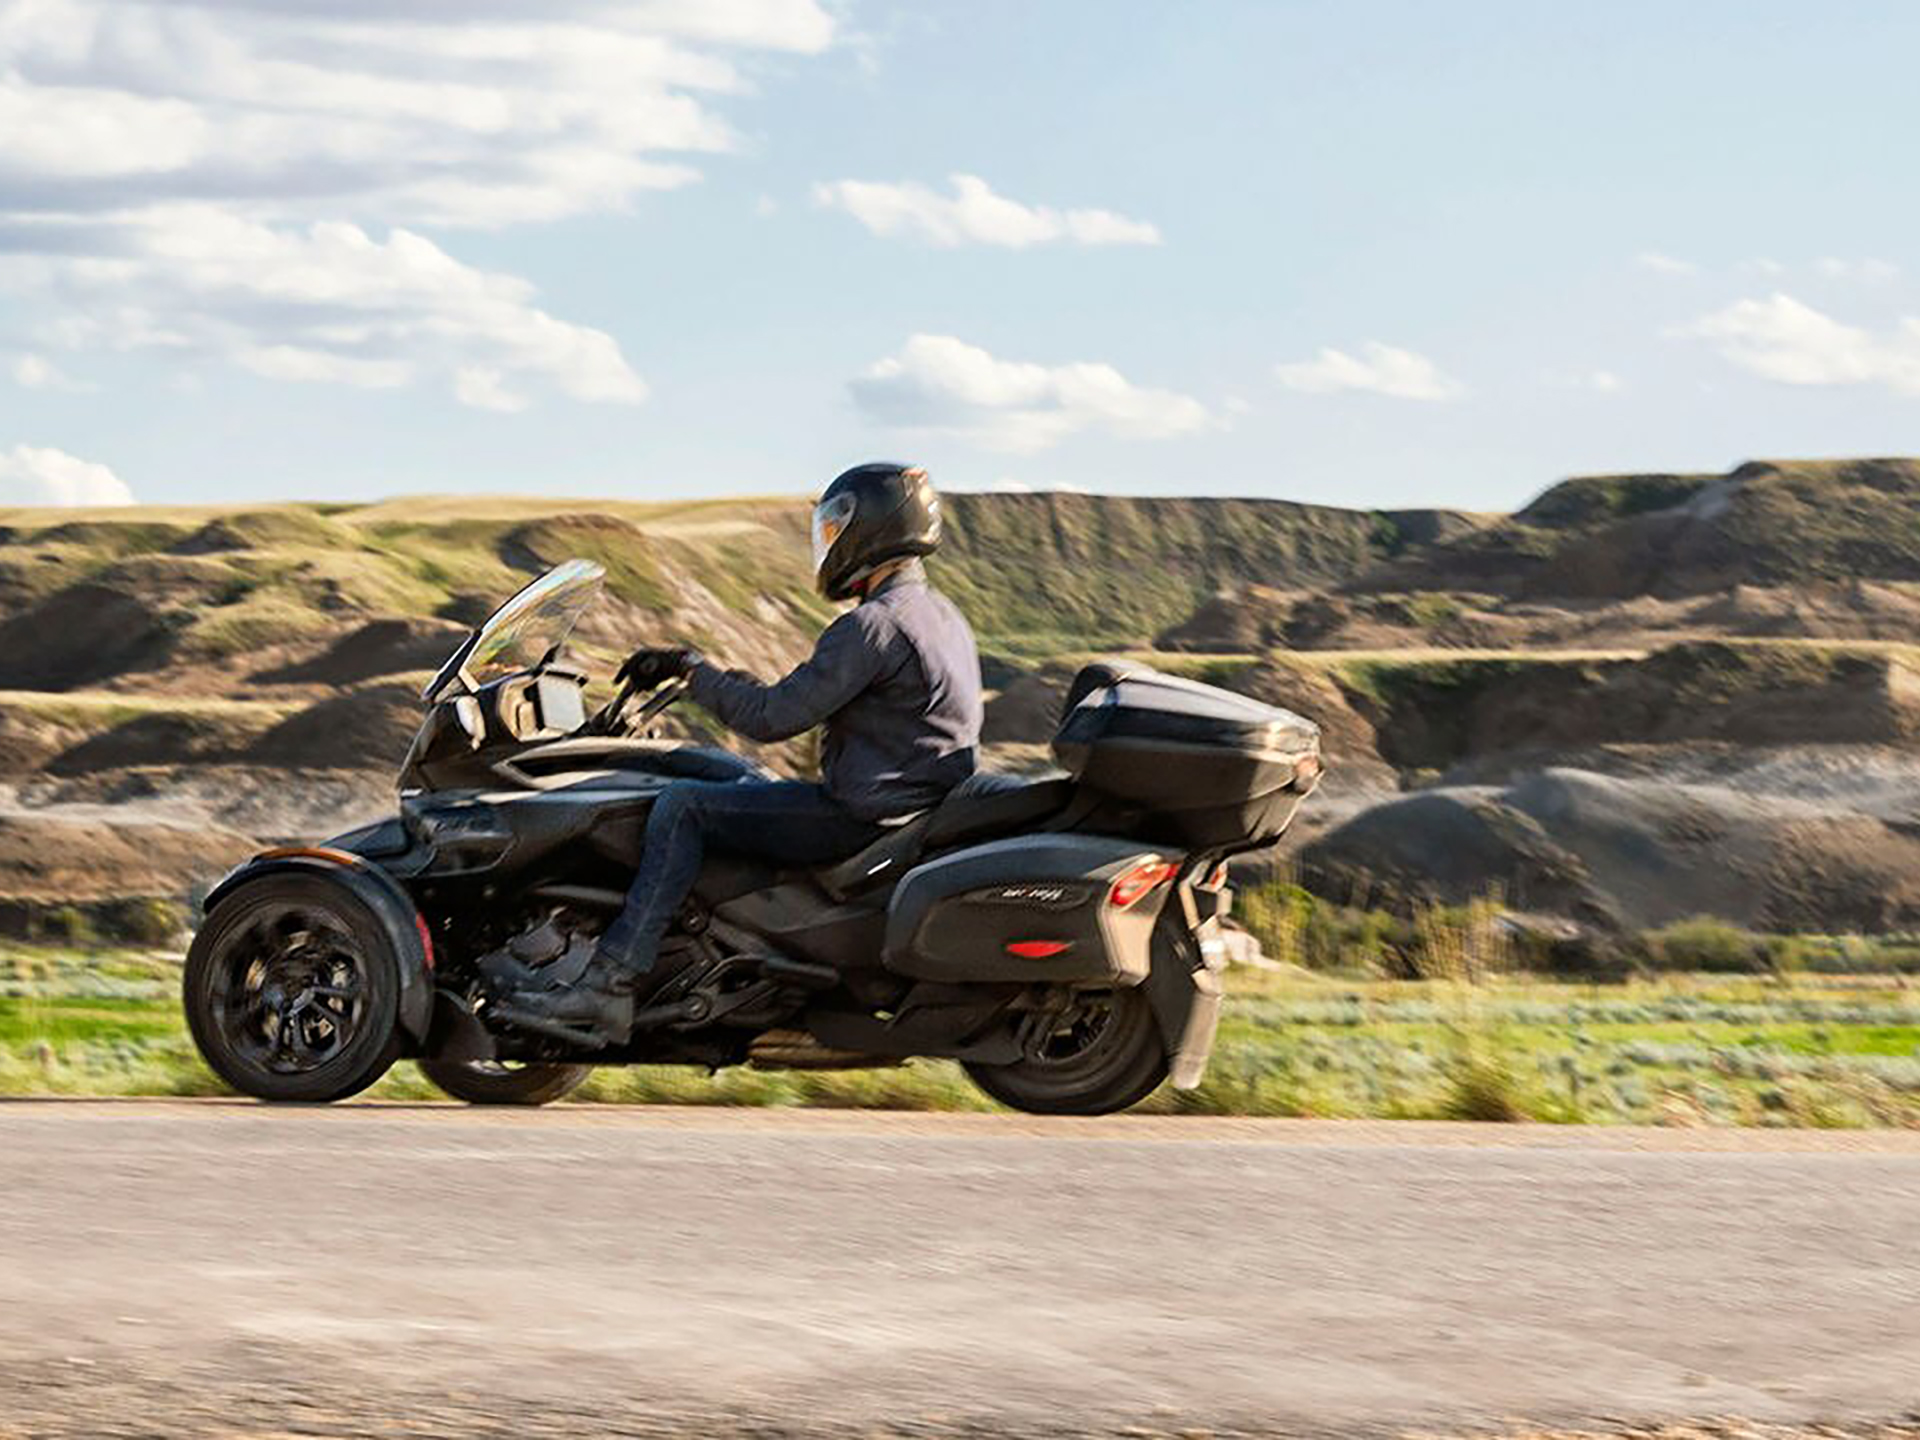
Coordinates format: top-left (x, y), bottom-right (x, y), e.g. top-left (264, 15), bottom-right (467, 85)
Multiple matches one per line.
top-left (501, 951), bottom-right (636, 1045)
top-left (476, 922), bottom-right (589, 993)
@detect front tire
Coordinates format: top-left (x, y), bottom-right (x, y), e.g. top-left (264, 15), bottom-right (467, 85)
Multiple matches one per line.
top-left (965, 987), bottom-right (1168, 1116)
top-left (184, 874), bottom-right (403, 1103)
top-left (419, 1058), bottom-right (591, 1106)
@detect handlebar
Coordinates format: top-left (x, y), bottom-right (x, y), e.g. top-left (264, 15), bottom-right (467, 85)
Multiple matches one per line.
top-left (583, 674), bottom-right (689, 738)
top-left (630, 675), bottom-right (690, 729)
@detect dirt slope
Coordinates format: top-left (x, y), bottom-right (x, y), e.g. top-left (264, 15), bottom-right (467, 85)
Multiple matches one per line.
top-left (1344, 642), bottom-right (1920, 773)
top-left (0, 810), bottom-right (255, 904)
top-left (1357, 458), bottom-right (1920, 600)
top-left (1302, 766), bottom-right (1920, 933)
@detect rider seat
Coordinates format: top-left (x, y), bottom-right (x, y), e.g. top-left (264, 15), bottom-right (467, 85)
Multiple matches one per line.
top-left (814, 773), bottom-right (1076, 902)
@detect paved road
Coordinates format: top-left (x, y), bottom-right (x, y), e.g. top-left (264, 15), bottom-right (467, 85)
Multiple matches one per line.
top-left (2, 1102), bottom-right (1918, 1438)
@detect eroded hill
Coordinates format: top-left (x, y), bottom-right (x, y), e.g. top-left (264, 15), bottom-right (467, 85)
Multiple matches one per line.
top-left (2, 460), bottom-right (1917, 941)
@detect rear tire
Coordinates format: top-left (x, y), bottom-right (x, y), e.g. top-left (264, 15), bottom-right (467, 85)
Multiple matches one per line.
top-left (419, 1058), bottom-right (591, 1106)
top-left (184, 874), bottom-right (403, 1103)
top-left (964, 986), bottom-right (1168, 1116)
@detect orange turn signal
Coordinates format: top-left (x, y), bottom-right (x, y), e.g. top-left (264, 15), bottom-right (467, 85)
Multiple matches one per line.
top-left (253, 845), bottom-right (364, 866)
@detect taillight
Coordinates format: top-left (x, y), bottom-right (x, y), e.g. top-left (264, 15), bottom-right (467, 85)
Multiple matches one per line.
top-left (1107, 858), bottom-right (1178, 910)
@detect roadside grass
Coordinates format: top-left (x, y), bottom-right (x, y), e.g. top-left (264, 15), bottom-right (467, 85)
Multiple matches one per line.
top-left (7, 942), bottom-right (1920, 1124)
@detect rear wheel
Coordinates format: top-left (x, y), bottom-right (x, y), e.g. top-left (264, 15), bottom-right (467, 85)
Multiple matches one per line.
top-left (419, 1058), bottom-right (591, 1106)
top-left (964, 986), bottom-right (1167, 1116)
top-left (184, 874), bottom-right (402, 1103)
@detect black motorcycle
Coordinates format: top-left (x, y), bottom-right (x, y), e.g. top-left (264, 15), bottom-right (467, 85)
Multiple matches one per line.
top-left (183, 561), bottom-right (1321, 1115)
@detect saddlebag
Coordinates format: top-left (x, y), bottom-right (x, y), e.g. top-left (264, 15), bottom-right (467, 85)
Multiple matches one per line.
top-left (1054, 665), bottom-right (1321, 848)
top-left (883, 833), bottom-right (1181, 984)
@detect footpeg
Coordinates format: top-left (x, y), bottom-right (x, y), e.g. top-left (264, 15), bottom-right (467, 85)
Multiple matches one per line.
top-left (490, 993), bottom-right (705, 1047)
top-left (486, 1003), bottom-right (613, 1048)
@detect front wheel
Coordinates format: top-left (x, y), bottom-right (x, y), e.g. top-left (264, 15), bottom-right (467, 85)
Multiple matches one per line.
top-left (419, 1058), bottom-right (591, 1106)
top-left (965, 987), bottom-right (1168, 1116)
top-left (183, 874), bottom-right (403, 1103)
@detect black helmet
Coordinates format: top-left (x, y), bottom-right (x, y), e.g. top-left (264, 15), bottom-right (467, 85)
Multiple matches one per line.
top-left (810, 462), bottom-right (941, 601)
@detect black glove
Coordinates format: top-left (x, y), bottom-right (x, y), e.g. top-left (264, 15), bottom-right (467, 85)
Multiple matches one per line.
top-left (615, 646), bottom-right (701, 691)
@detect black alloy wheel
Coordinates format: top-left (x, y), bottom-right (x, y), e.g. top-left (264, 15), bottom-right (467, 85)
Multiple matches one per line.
top-left (184, 875), bottom-right (402, 1103)
top-left (418, 1058), bottom-right (592, 1106)
top-left (964, 986), bottom-right (1169, 1116)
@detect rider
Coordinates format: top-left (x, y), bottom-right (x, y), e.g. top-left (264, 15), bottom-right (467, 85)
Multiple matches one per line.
top-left (507, 463), bottom-right (983, 1042)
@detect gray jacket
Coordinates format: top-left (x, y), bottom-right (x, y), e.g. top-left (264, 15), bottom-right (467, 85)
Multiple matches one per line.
top-left (687, 561), bottom-right (983, 821)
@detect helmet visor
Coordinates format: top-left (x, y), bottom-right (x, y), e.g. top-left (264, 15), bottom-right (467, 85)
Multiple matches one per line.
top-left (810, 492), bottom-right (857, 579)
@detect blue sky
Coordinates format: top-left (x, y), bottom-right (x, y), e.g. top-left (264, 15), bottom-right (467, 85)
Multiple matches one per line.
top-left (3, 0), bottom-right (1919, 513)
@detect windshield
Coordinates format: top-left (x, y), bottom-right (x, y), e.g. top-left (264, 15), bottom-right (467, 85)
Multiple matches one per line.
top-left (422, 559), bottom-right (605, 700)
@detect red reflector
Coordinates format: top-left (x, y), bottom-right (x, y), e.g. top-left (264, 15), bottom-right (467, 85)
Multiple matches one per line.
top-left (1107, 858), bottom-right (1179, 910)
top-left (413, 911), bottom-right (436, 971)
top-left (1006, 940), bottom-right (1072, 959)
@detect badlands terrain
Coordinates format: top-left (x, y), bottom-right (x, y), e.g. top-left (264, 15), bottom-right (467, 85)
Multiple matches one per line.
top-left (0, 457), bottom-right (1917, 943)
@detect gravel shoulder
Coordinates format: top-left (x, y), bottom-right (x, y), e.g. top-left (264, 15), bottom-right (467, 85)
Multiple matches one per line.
top-left (15, 1095), bottom-right (1920, 1149)
top-left (2, 1102), bottom-right (1917, 1438)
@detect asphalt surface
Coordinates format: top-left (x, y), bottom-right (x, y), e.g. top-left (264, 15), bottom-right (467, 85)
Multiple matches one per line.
top-left (2, 1102), bottom-right (1918, 1438)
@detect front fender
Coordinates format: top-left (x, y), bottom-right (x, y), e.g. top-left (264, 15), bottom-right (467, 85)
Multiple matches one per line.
top-left (203, 847), bottom-right (435, 1047)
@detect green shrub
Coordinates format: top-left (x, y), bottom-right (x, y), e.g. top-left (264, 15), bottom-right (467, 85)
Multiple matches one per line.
top-left (1440, 1049), bottom-right (1530, 1122)
top-left (1502, 923), bottom-right (1639, 981)
top-left (38, 906), bottom-right (94, 946)
top-left (1782, 936), bottom-right (1920, 975)
top-left (1645, 917), bottom-right (1775, 974)
top-left (1398, 592), bottom-right (1464, 629)
top-left (100, 898), bottom-right (185, 948)
top-left (1235, 881), bottom-right (1523, 978)
top-left (1236, 878), bottom-right (1312, 965)
top-left (1406, 897), bottom-right (1508, 982)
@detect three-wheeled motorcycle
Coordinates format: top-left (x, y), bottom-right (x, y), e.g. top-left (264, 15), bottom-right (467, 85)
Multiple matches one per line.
top-left (184, 561), bottom-right (1321, 1114)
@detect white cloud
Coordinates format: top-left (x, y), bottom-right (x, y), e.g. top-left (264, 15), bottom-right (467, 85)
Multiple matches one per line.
top-left (1814, 256), bottom-right (1900, 284)
top-left (813, 173), bottom-right (1161, 249)
top-left (1274, 342), bottom-right (1463, 401)
top-left (0, 445), bottom-right (135, 506)
top-left (2, 209), bottom-right (647, 409)
top-left (10, 353), bottom-right (82, 390)
top-left (1547, 368), bottom-right (1622, 393)
top-left (942, 476), bottom-right (1095, 495)
top-left (1679, 292), bottom-right (1920, 394)
top-left (0, 0), bottom-right (834, 227)
top-left (455, 366), bottom-right (530, 414)
top-left (850, 334), bottom-right (1213, 454)
top-left (1638, 252), bottom-right (1699, 276)
top-left (0, 0), bottom-right (836, 406)
top-left (1695, 256), bottom-right (1898, 284)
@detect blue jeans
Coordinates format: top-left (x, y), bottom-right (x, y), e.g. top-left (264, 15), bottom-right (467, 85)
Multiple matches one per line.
top-left (596, 780), bottom-right (885, 980)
